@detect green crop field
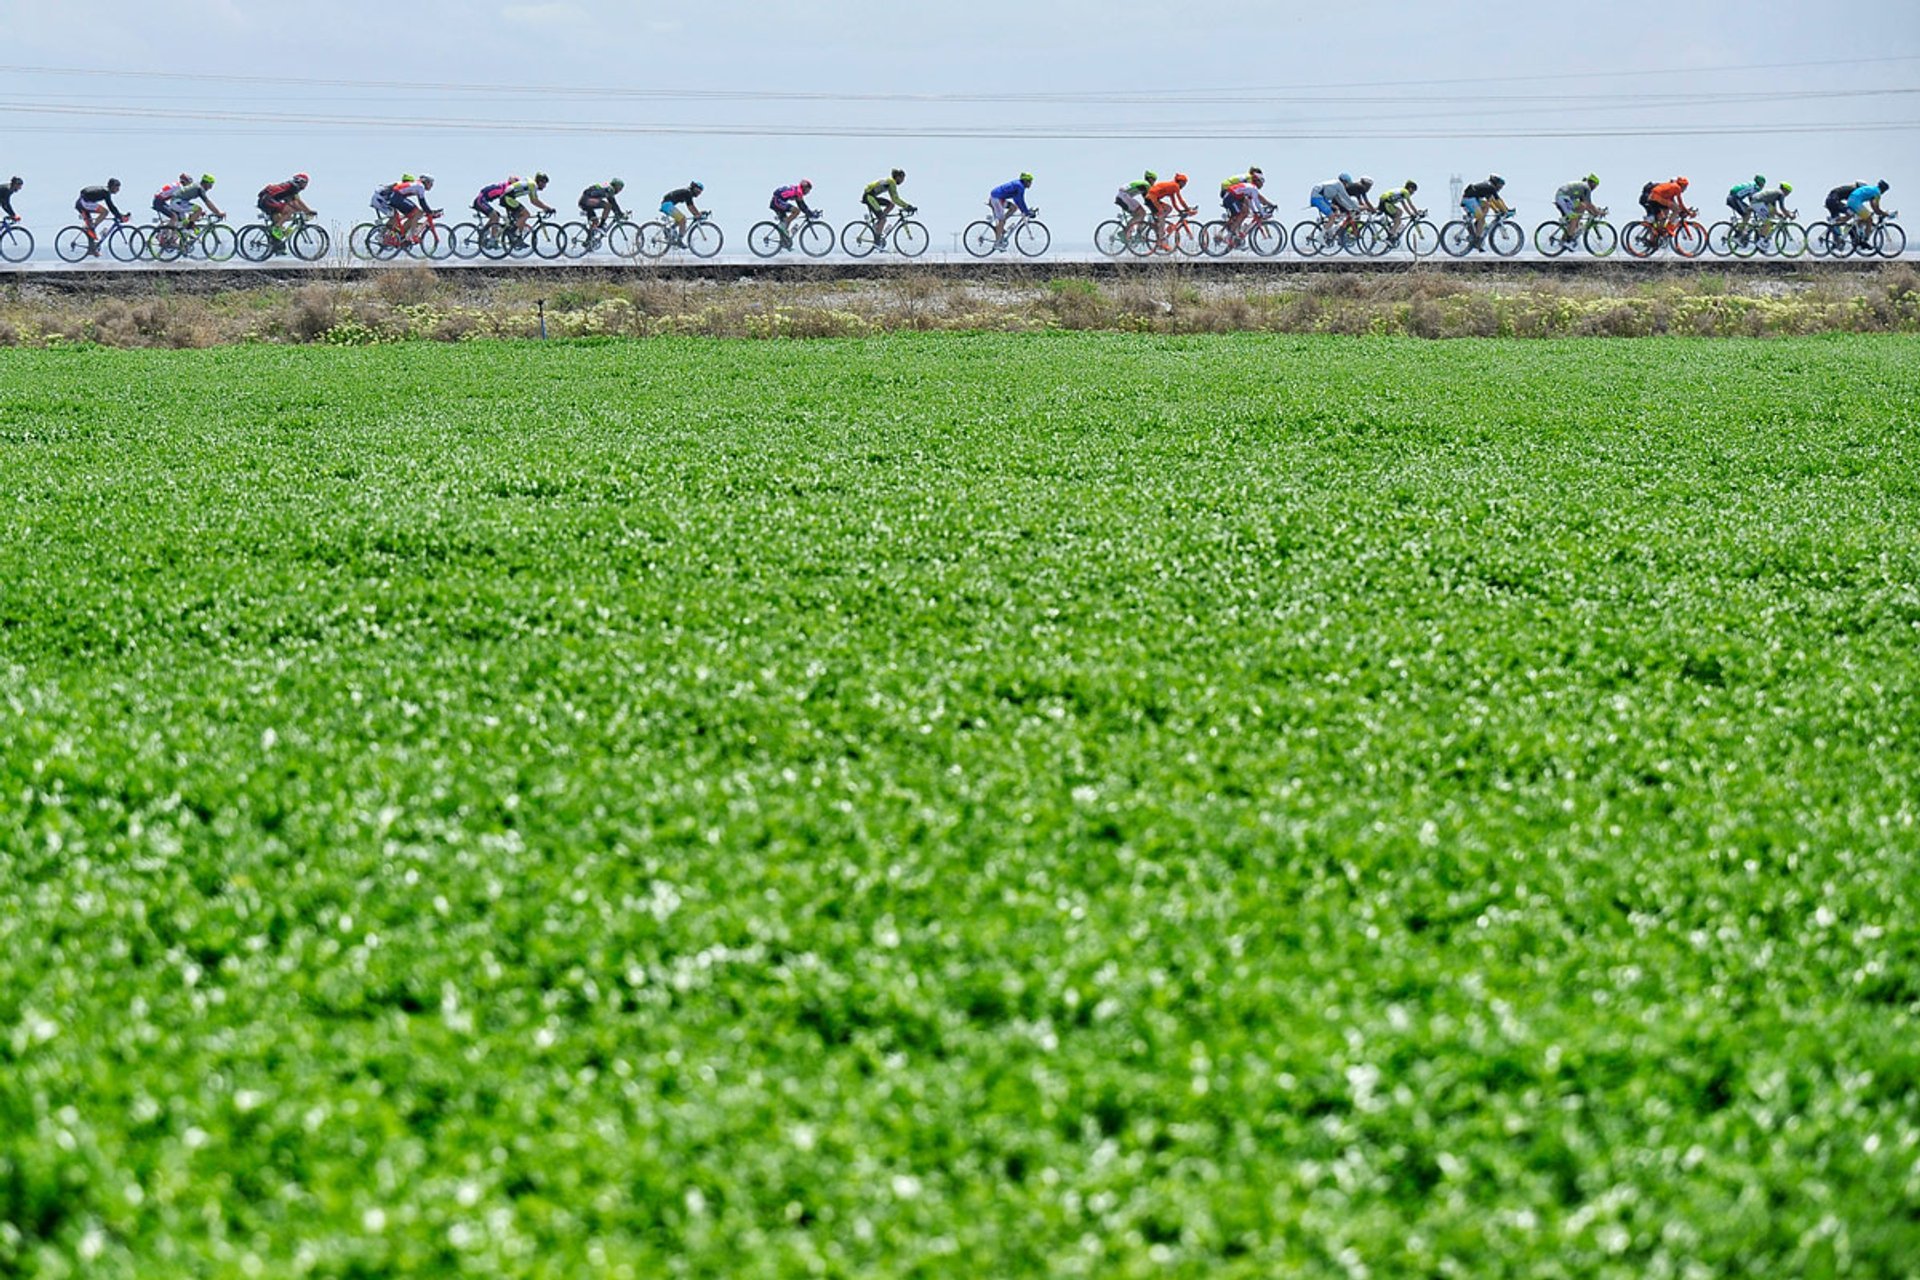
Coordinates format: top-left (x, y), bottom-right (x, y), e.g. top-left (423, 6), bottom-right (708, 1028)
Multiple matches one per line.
top-left (2, 334), bottom-right (1918, 1279)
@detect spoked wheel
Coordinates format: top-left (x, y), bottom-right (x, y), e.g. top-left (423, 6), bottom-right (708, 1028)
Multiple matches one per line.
top-left (1249, 220), bottom-right (1286, 256)
top-left (1094, 219), bottom-right (1128, 257)
top-left (686, 221), bottom-right (723, 258)
top-left (237, 225), bottom-right (275, 263)
top-left (0, 225), bottom-right (35, 264)
top-left (145, 226), bottom-right (185, 263)
top-left (1875, 222), bottom-right (1907, 257)
top-left (797, 219), bottom-right (834, 258)
top-left (447, 224), bottom-right (481, 259)
top-left (748, 221), bottom-right (787, 258)
top-left (1013, 220), bottom-right (1050, 257)
top-left (1583, 221), bottom-right (1618, 258)
top-left (1488, 219), bottom-right (1523, 257)
top-left (1534, 220), bottom-right (1574, 256)
top-left (1201, 220), bottom-right (1234, 257)
top-left (1621, 221), bottom-right (1656, 259)
top-left (1169, 219), bottom-right (1204, 257)
top-left (349, 223), bottom-right (381, 261)
top-left (293, 224), bottom-right (330, 261)
top-left (605, 221), bottom-right (641, 258)
top-left (637, 221), bottom-right (674, 259)
top-left (1768, 223), bottom-right (1807, 259)
top-left (198, 224), bottom-right (238, 263)
top-left (1706, 221), bottom-right (1738, 257)
top-left (1290, 220), bottom-right (1325, 256)
top-left (54, 226), bottom-right (97, 263)
top-left (1126, 223), bottom-right (1158, 257)
top-left (1672, 221), bottom-right (1707, 259)
top-left (841, 220), bottom-right (878, 258)
top-left (962, 220), bottom-right (999, 258)
top-left (1439, 220), bottom-right (1475, 258)
top-left (1402, 219), bottom-right (1439, 258)
top-left (532, 222), bottom-right (567, 260)
top-left (477, 225), bottom-right (511, 261)
top-left (891, 220), bottom-right (928, 258)
top-left (560, 222), bottom-right (594, 259)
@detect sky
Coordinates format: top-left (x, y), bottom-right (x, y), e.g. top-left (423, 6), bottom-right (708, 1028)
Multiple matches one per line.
top-left (1, 0), bottom-right (1915, 248)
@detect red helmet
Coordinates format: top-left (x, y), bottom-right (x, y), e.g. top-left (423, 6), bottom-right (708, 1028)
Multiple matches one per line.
top-left (293, 173), bottom-right (310, 187)
top-left (799, 179), bottom-right (813, 192)
top-left (1174, 172), bottom-right (1189, 185)
top-left (1675, 176), bottom-right (1690, 188)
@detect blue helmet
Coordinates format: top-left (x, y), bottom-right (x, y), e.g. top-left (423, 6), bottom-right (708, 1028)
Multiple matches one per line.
top-left (1338, 172), bottom-right (1353, 184)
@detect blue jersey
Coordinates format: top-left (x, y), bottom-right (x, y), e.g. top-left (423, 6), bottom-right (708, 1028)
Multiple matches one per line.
top-left (1847, 184), bottom-right (1881, 211)
top-left (990, 180), bottom-right (1031, 214)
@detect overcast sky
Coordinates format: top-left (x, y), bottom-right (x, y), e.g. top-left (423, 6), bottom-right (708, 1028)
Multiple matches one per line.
top-left (1, 1), bottom-right (1914, 246)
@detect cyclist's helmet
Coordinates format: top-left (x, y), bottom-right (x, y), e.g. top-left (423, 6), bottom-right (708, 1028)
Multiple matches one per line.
top-left (1780, 182), bottom-right (1793, 194)
top-left (1489, 174), bottom-right (1505, 187)
top-left (1020, 172), bottom-right (1034, 184)
top-left (799, 179), bottom-right (813, 191)
top-left (535, 172), bottom-right (549, 186)
top-left (1753, 175), bottom-right (1765, 187)
top-left (689, 181), bottom-right (704, 192)
top-left (1405, 179), bottom-right (1419, 192)
top-left (892, 168), bottom-right (906, 182)
top-left (1585, 173), bottom-right (1599, 187)
top-left (1144, 170), bottom-right (1157, 182)
top-left (108, 178), bottom-right (122, 191)
top-left (420, 174), bottom-right (435, 187)
top-left (1879, 179), bottom-right (1891, 192)
top-left (7, 176), bottom-right (20, 189)
top-left (200, 174), bottom-right (215, 188)
top-left (1338, 172), bottom-right (1353, 184)
top-left (609, 178), bottom-right (625, 192)
top-left (401, 174), bottom-right (416, 183)
top-left (1174, 173), bottom-right (1188, 186)
top-left (178, 173), bottom-right (192, 186)
top-left (1248, 166), bottom-right (1263, 177)
top-left (1675, 176), bottom-right (1689, 188)
top-left (1251, 171), bottom-right (1266, 187)
top-left (1357, 175), bottom-right (1374, 189)
top-left (293, 173), bottom-right (310, 188)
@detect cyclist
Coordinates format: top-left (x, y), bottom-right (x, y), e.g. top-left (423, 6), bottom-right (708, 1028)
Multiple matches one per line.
top-left (1219, 169), bottom-right (1257, 223)
top-left (1848, 179), bottom-right (1891, 230)
top-left (579, 178), bottom-right (626, 232)
top-left (1220, 166), bottom-right (1263, 199)
top-left (1115, 173), bottom-right (1152, 241)
top-left (1310, 175), bottom-right (1359, 233)
top-left (1223, 175), bottom-right (1273, 244)
top-left (1645, 176), bottom-right (1691, 235)
top-left (770, 180), bottom-right (817, 242)
top-left (1825, 180), bottom-right (1865, 226)
top-left (256, 174), bottom-right (315, 252)
top-left (1378, 179), bottom-right (1421, 240)
top-left (1344, 174), bottom-right (1377, 213)
top-left (1727, 174), bottom-right (1766, 222)
top-left (155, 174), bottom-right (224, 232)
top-left (1461, 174), bottom-right (1508, 246)
top-left (472, 177), bottom-right (514, 237)
top-left (500, 172), bottom-right (554, 238)
top-left (862, 169), bottom-right (915, 250)
top-left (374, 174), bottom-right (435, 244)
top-left (988, 173), bottom-right (1035, 246)
top-left (660, 182), bottom-right (705, 244)
top-left (75, 180), bottom-right (129, 255)
top-left (1145, 172), bottom-right (1193, 249)
top-left (0, 176), bottom-right (20, 225)
top-left (1750, 181), bottom-right (1794, 224)
top-left (1552, 174), bottom-right (1604, 245)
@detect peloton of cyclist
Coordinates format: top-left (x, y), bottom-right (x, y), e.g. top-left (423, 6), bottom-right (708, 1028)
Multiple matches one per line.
top-left (578, 178), bottom-right (625, 231)
top-left (988, 174), bottom-right (1035, 247)
top-left (1553, 174), bottom-right (1604, 243)
top-left (1145, 172), bottom-right (1193, 249)
top-left (500, 173), bottom-right (554, 237)
top-left (1378, 180), bottom-right (1421, 239)
top-left (770, 180), bottom-right (817, 241)
top-left (1460, 174), bottom-right (1508, 246)
top-left (256, 174), bottom-right (315, 251)
top-left (660, 183), bottom-right (705, 244)
top-left (75, 179), bottom-right (129, 255)
top-left (863, 169), bottom-right (916, 250)
top-left (155, 174), bottom-right (224, 231)
top-left (1115, 171), bottom-right (1155, 241)
top-left (1848, 179), bottom-right (1891, 227)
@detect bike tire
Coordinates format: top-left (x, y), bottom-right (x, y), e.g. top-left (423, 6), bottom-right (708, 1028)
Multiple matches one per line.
top-left (686, 221), bottom-right (723, 258)
top-left (891, 220), bottom-right (928, 258)
top-left (637, 221), bottom-right (673, 260)
top-left (1438, 220), bottom-right (1474, 258)
top-left (748, 221), bottom-right (786, 258)
top-left (1094, 219), bottom-right (1128, 257)
top-left (1706, 220), bottom-right (1734, 256)
top-left (532, 221), bottom-right (567, 260)
top-left (1014, 219), bottom-right (1051, 258)
top-left (145, 225), bottom-right (184, 264)
top-left (560, 221), bottom-right (594, 259)
top-left (1126, 222), bottom-right (1158, 257)
top-left (1401, 219), bottom-right (1438, 259)
top-left (293, 224), bottom-right (330, 261)
top-left (1249, 219), bottom-right (1286, 257)
top-left (1769, 223), bottom-right (1807, 259)
top-left (0, 225), bottom-right (33, 264)
top-left (1583, 221), bottom-right (1618, 259)
top-left (1363, 219), bottom-right (1394, 257)
top-left (236, 225), bottom-right (274, 263)
top-left (1169, 219), bottom-right (1201, 257)
top-left (349, 223), bottom-right (380, 261)
top-left (841, 220), bottom-right (877, 258)
top-left (1290, 220), bottom-right (1324, 257)
top-left (1877, 222), bottom-right (1907, 257)
top-left (605, 221), bottom-right (641, 258)
top-left (1488, 218), bottom-right (1523, 257)
top-left (199, 224), bottom-right (238, 263)
top-left (54, 226), bottom-right (95, 263)
top-left (797, 219), bottom-right (834, 258)
top-left (1621, 221), bottom-right (1656, 259)
top-left (1672, 220), bottom-right (1706, 259)
top-left (1534, 220), bottom-right (1571, 256)
top-left (1201, 220), bottom-right (1233, 257)
top-left (962, 220), bottom-right (999, 258)
top-left (445, 223), bottom-right (478, 260)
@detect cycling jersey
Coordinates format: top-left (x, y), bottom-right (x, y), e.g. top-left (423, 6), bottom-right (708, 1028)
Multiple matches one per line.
top-left (989, 180), bottom-right (1031, 214)
top-left (0, 187), bottom-right (14, 218)
top-left (1311, 181), bottom-right (1352, 215)
top-left (1115, 186), bottom-right (1146, 213)
top-left (1123, 179), bottom-right (1151, 196)
top-left (772, 185), bottom-right (816, 216)
top-left (864, 176), bottom-right (903, 204)
top-left (1380, 187), bottom-right (1415, 210)
top-left (1342, 180), bottom-right (1371, 201)
top-left (1226, 182), bottom-right (1265, 212)
top-left (1826, 183), bottom-right (1859, 213)
top-left (1146, 179), bottom-right (1188, 210)
top-left (1462, 182), bottom-right (1501, 201)
top-left (1649, 181), bottom-right (1685, 208)
top-left (1750, 187), bottom-right (1789, 212)
top-left (1220, 173), bottom-right (1250, 193)
top-left (477, 182), bottom-right (510, 204)
top-left (259, 181), bottom-right (301, 204)
top-left (662, 188), bottom-right (700, 207)
top-left (580, 185), bottom-right (624, 215)
top-left (1555, 181), bottom-right (1593, 205)
top-left (390, 180), bottom-right (428, 203)
top-left (78, 186), bottom-right (124, 217)
top-left (1848, 184), bottom-right (1881, 212)
top-left (1730, 181), bottom-right (1761, 200)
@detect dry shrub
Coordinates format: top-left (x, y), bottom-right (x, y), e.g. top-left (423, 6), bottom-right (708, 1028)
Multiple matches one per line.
top-left (626, 278), bottom-right (681, 316)
top-left (164, 309), bottom-right (219, 349)
top-left (375, 265), bottom-right (439, 306)
top-left (287, 286), bottom-right (340, 342)
top-left (0, 319), bottom-right (17, 347)
top-left (433, 310), bottom-right (482, 342)
top-left (1045, 278), bottom-right (1114, 330)
top-left (91, 301), bottom-right (138, 347)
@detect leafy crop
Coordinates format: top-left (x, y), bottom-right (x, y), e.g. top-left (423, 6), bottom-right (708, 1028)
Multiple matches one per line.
top-left (1, 335), bottom-right (1917, 1278)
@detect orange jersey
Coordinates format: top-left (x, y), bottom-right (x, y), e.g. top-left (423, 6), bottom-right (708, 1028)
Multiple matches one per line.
top-left (1147, 179), bottom-right (1185, 204)
top-left (1650, 182), bottom-right (1685, 206)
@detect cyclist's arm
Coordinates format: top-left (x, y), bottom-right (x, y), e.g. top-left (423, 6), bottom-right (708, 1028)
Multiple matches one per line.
top-left (535, 193), bottom-right (555, 213)
top-left (607, 193), bottom-right (625, 217)
top-left (204, 195), bottom-right (226, 218)
top-left (686, 199), bottom-right (702, 217)
top-left (796, 197), bottom-right (816, 216)
top-left (0, 188), bottom-right (14, 218)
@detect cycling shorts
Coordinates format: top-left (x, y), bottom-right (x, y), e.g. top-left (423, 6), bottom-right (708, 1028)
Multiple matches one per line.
top-left (1311, 195), bottom-right (1334, 216)
top-left (1554, 194), bottom-right (1578, 217)
top-left (258, 197), bottom-right (291, 216)
top-left (771, 196), bottom-right (796, 215)
top-left (472, 196), bottom-right (495, 215)
top-left (1223, 192), bottom-right (1245, 214)
top-left (659, 201), bottom-right (680, 217)
top-left (1115, 190), bottom-right (1145, 215)
top-left (1462, 197), bottom-right (1483, 215)
top-left (989, 196), bottom-right (1012, 220)
top-left (864, 193), bottom-right (892, 213)
top-left (1727, 194), bottom-right (1751, 214)
top-left (77, 197), bottom-right (106, 215)
top-left (580, 195), bottom-right (609, 210)
top-left (382, 194), bottom-right (417, 215)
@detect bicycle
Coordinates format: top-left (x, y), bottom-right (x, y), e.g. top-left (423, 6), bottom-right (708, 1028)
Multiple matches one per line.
top-left (1621, 210), bottom-right (1707, 259)
top-left (54, 216), bottom-right (142, 263)
top-left (1440, 207), bottom-right (1523, 257)
top-left (0, 216), bottom-right (32, 264)
top-left (561, 212), bottom-right (641, 260)
top-left (637, 211), bottom-right (724, 259)
top-left (1202, 206), bottom-right (1286, 257)
top-left (1292, 208), bottom-right (1377, 257)
top-left (1373, 208), bottom-right (1440, 258)
top-left (1534, 209), bottom-right (1618, 258)
top-left (1706, 210), bottom-right (1805, 259)
top-left (474, 210), bottom-right (565, 261)
top-left (841, 207), bottom-right (929, 258)
top-left (352, 208), bottom-right (452, 261)
top-left (748, 209), bottom-right (834, 258)
top-left (1140, 210), bottom-right (1205, 257)
top-left (143, 214), bottom-right (236, 264)
top-left (1093, 214), bottom-right (1156, 257)
top-left (1820, 209), bottom-right (1905, 258)
top-left (963, 209), bottom-right (1050, 258)
top-left (237, 212), bottom-right (330, 263)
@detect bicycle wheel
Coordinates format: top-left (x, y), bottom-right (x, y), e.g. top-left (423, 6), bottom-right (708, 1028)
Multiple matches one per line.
top-left (560, 222), bottom-right (594, 259)
top-left (1290, 220), bottom-right (1324, 256)
top-left (1876, 222), bottom-right (1907, 257)
top-left (236, 225), bottom-right (274, 263)
top-left (637, 221), bottom-right (674, 259)
top-left (1363, 219), bottom-right (1394, 257)
top-left (198, 224), bottom-right (238, 262)
top-left (748, 221), bottom-right (786, 258)
top-left (891, 220), bottom-right (928, 258)
top-left (348, 222), bottom-right (380, 260)
top-left (1401, 219), bottom-right (1438, 259)
top-left (1201, 220), bottom-right (1233, 257)
top-left (797, 219), bottom-right (834, 258)
top-left (0, 225), bottom-right (35, 264)
top-left (1014, 219), bottom-right (1050, 257)
top-left (476, 224), bottom-right (511, 261)
top-left (1582, 221), bottom-right (1618, 259)
top-left (841, 220), bottom-right (878, 257)
top-left (1438, 220), bottom-right (1474, 258)
top-left (1487, 218), bottom-right (1523, 257)
top-left (1768, 222), bottom-right (1807, 259)
top-left (1534, 220), bottom-right (1572, 256)
top-left (1621, 221), bottom-right (1656, 259)
top-left (54, 226), bottom-right (95, 263)
top-left (532, 221), bottom-right (567, 260)
top-left (1126, 222), bottom-right (1158, 257)
top-left (1706, 221), bottom-right (1741, 257)
top-left (1094, 219), bottom-right (1128, 257)
top-left (962, 220), bottom-right (999, 258)
top-left (605, 221), bottom-right (641, 258)
top-left (293, 224), bottom-right (330, 261)
top-left (1249, 219), bottom-right (1286, 257)
top-left (145, 226), bottom-right (184, 263)
top-left (1672, 221), bottom-right (1706, 259)
top-left (686, 220), bottom-right (723, 258)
